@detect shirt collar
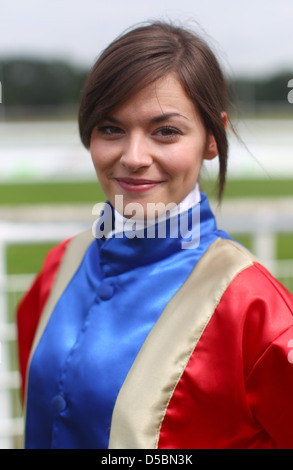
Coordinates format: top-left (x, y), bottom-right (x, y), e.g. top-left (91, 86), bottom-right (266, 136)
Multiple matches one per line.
top-left (93, 188), bottom-right (217, 277)
top-left (105, 183), bottom-right (201, 239)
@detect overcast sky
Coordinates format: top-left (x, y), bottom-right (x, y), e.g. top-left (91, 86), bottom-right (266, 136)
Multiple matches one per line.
top-left (1, 0), bottom-right (293, 78)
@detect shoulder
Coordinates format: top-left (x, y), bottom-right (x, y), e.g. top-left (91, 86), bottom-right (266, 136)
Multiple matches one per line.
top-left (206, 237), bottom-right (293, 323)
top-left (39, 237), bottom-right (72, 286)
top-left (211, 237), bottom-right (293, 310)
top-left (182, 236), bottom-right (292, 328)
top-left (207, 237), bottom-right (293, 375)
top-left (204, 236), bottom-right (292, 301)
top-left (17, 237), bottom-right (72, 327)
top-left (39, 230), bottom-right (94, 287)
top-left (18, 229), bottom-right (94, 324)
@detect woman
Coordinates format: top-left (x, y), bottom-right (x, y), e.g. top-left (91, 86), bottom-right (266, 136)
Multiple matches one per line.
top-left (17, 21), bottom-right (293, 449)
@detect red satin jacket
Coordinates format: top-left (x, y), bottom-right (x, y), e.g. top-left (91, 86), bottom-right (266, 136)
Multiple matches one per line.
top-left (17, 233), bottom-right (293, 449)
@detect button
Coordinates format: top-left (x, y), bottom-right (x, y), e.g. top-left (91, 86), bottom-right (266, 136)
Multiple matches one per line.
top-left (97, 283), bottom-right (114, 300)
top-left (51, 394), bottom-right (67, 413)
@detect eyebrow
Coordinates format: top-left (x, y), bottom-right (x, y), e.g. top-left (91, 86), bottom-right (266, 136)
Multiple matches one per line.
top-left (151, 112), bottom-right (189, 123)
top-left (103, 112), bottom-right (189, 125)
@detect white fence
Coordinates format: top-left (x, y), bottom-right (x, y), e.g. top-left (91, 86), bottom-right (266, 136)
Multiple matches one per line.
top-left (0, 199), bottom-right (293, 449)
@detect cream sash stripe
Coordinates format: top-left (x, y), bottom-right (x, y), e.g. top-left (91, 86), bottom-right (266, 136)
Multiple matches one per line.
top-left (109, 238), bottom-right (257, 449)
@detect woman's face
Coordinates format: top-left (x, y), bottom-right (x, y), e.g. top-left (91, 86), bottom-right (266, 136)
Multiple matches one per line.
top-left (90, 74), bottom-right (218, 217)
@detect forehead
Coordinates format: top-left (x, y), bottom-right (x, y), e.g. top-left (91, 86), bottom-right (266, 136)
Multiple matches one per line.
top-left (111, 74), bottom-right (198, 121)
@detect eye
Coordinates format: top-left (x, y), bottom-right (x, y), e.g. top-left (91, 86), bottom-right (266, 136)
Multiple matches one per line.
top-left (154, 126), bottom-right (181, 141)
top-left (97, 125), bottom-right (124, 137)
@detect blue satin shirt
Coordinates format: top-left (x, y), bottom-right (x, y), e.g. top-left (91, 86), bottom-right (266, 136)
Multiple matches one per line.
top-left (25, 193), bottom-right (230, 448)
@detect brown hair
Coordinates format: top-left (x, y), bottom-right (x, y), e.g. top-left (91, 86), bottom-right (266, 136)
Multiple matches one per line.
top-left (78, 21), bottom-right (230, 199)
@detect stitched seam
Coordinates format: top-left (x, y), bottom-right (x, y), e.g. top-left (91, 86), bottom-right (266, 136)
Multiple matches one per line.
top-left (243, 263), bottom-right (293, 382)
top-left (245, 324), bottom-right (293, 385)
top-left (253, 263), bottom-right (293, 315)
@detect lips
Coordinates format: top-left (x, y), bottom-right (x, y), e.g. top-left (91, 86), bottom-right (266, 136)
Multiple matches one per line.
top-left (114, 177), bottom-right (163, 193)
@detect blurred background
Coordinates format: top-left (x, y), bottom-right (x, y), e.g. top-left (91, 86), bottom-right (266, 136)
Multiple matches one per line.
top-left (0, 0), bottom-right (293, 449)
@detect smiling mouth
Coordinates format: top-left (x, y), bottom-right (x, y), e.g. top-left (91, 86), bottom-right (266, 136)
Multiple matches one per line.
top-left (114, 177), bottom-right (164, 193)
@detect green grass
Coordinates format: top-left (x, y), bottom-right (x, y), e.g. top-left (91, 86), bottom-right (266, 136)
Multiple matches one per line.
top-left (201, 177), bottom-right (293, 200)
top-left (229, 234), bottom-right (293, 261)
top-left (277, 234), bottom-right (293, 260)
top-left (0, 180), bottom-right (106, 205)
top-left (6, 243), bottom-right (57, 275)
top-left (0, 177), bottom-right (293, 206)
top-left (223, 178), bottom-right (293, 199)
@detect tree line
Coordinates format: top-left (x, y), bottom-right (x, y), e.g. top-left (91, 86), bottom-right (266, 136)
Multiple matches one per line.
top-left (0, 57), bottom-right (292, 117)
top-left (0, 58), bottom-right (87, 117)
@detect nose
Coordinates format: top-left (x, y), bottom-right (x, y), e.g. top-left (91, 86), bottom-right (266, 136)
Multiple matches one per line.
top-left (120, 133), bottom-right (153, 171)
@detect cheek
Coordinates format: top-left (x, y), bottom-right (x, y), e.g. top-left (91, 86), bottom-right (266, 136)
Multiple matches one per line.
top-left (90, 141), bottom-right (111, 173)
top-left (163, 143), bottom-right (204, 178)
